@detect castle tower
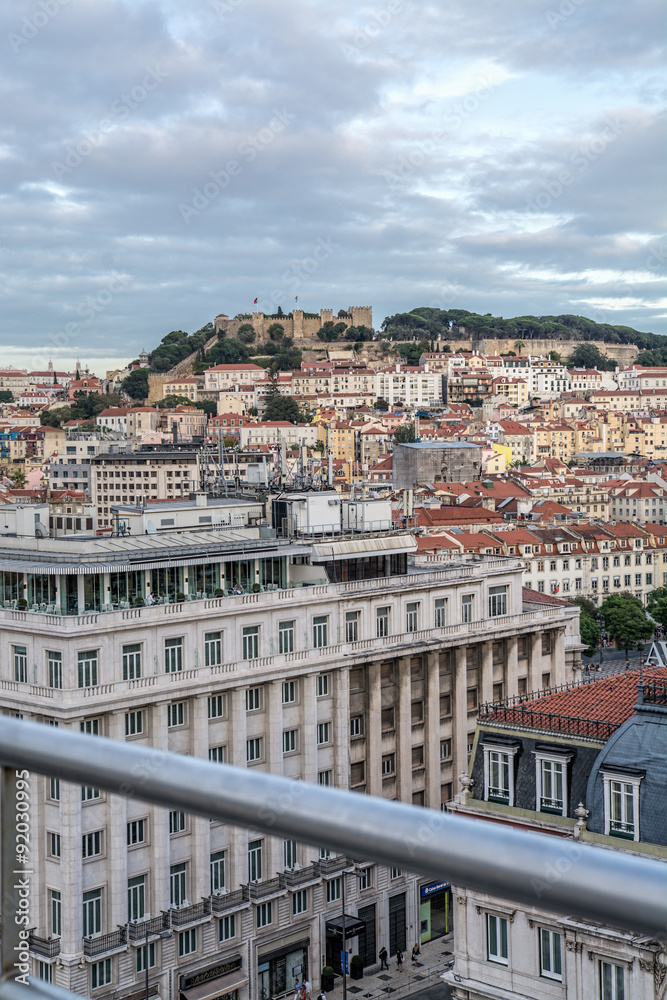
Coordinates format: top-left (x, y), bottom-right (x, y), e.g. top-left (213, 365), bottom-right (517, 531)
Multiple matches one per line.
top-left (349, 306), bottom-right (373, 329)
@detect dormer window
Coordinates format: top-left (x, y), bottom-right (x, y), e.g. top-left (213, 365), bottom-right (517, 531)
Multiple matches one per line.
top-left (602, 768), bottom-right (643, 841)
top-left (483, 740), bottom-right (519, 806)
top-left (534, 748), bottom-right (572, 816)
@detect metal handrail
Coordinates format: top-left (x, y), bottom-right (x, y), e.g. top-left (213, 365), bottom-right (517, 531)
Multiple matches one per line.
top-left (0, 716), bottom-right (665, 965)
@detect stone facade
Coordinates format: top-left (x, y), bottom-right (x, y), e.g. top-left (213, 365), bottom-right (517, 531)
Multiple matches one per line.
top-left (392, 442), bottom-right (483, 489)
top-left (214, 307), bottom-right (373, 344)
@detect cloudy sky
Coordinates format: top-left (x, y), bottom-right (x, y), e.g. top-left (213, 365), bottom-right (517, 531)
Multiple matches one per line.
top-left (1, 0), bottom-right (666, 372)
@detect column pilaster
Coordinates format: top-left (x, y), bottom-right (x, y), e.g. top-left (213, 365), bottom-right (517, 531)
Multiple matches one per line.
top-left (453, 645), bottom-right (468, 784)
top-left (367, 662), bottom-right (382, 797)
top-left (397, 658), bottom-right (412, 803)
top-left (425, 652), bottom-right (440, 809)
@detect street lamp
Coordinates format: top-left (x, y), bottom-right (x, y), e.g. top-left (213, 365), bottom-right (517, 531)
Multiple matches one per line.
top-left (340, 863), bottom-right (363, 1000)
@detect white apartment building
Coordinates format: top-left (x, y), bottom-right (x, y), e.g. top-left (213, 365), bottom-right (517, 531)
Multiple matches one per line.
top-left (0, 500), bottom-right (578, 1000)
top-left (90, 450), bottom-right (200, 527)
top-left (375, 365), bottom-right (444, 407)
top-left (204, 365), bottom-right (268, 393)
top-left (49, 438), bottom-right (112, 496)
top-left (528, 363), bottom-right (571, 399)
top-left (237, 422), bottom-right (320, 449)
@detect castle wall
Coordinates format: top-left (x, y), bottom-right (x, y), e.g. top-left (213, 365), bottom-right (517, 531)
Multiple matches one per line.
top-left (213, 307), bottom-right (373, 345)
top-left (433, 337), bottom-right (638, 366)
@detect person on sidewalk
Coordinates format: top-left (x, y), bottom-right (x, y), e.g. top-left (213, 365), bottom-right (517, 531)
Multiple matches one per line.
top-left (396, 949), bottom-right (403, 971)
top-left (379, 947), bottom-right (389, 970)
top-left (411, 944), bottom-right (420, 967)
top-left (304, 980), bottom-right (311, 999)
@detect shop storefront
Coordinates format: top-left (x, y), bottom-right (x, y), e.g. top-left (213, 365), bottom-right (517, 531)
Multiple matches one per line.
top-left (180, 957), bottom-right (248, 1000)
top-left (257, 937), bottom-right (309, 1000)
top-left (419, 881), bottom-right (451, 943)
top-left (325, 916), bottom-right (366, 975)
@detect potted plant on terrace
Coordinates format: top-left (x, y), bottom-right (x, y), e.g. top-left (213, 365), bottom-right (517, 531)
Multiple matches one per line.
top-left (321, 967), bottom-right (334, 992)
top-left (350, 956), bottom-right (363, 980)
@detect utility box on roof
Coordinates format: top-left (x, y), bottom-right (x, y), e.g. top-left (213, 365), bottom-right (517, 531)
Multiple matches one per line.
top-left (341, 498), bottom-right (392, 532)
top-left (272, 491), bottom-right (341, 536)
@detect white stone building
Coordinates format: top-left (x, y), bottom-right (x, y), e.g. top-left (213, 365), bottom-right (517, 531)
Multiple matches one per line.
top-left (0, 500), bottom-right (579, 1000)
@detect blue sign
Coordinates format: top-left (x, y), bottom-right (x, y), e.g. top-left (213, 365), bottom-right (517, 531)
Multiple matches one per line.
top-left (420, 881), bottom-right (450, 898)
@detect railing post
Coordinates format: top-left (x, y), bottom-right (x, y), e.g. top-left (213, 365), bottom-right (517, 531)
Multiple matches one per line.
top-left (1, 767), bottom-right (24, 983)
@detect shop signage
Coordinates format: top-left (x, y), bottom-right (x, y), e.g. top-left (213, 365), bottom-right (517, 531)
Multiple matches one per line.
top-left (420, 881), bottom-right (450, 898)
top-left (181, 957), bottom-right (242, 991)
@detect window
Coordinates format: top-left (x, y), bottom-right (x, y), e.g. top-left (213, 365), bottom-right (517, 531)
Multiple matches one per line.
top-left (279, 621), bottom-right (295, 654)
top-left (317, 722), bottom-right (331, 745)
top-left (282, 679), bottom-right (297, 703)
top-left (483, 744), bottom-right (518, 805)
top-left (635, 573), bottom-right (642, 587)
top-left (292, 889), bottom-right (307, 915)
top-left (313, 615), bottom-right (328, 648)
top-left (47, 651), bottom-right (62, 689)
top-left (136, 942), bottom-right (156, 974)
top-left (91, 959), bottom-right (111, 989)
top-left (412, 790), bottom-right (425, 806)
top-left (489, 586), bottom-right (508, 617)
top-left (326, 878), bottom-right (341, 903)
top-left (539, 928), bottom-right (562, 981)
top-left (319, 847), bottom-right (331, 860)
top-left (376, 606), bottom-right (390, 637)
top-left (125, 711), bottom-right (144, 737)
top-left (439, 693), bottom-right (452, 718)
top-left (486, 913), bottom-right (508, 964)
top-left (440, 740), bottom-right (451, 761)
top-left (461, 594), bottom-right (474, 623)
top-left (178, 928), bottom-right (197, 957)
top-left (280, 838), bottom-right (298, 871)
top-left (210, 850), bottom-right (226, 892)
top-left (49, 889), bottom-right (62, 936)
top-left (248, 840), bottom-right (262, 881)
top-left (381, 707), bottom-right (395, 731)
top-left (47, 832), bottom-right (61, 859)
top-left (209, 745), bottom-right (228, 763)
top-left (406, 602), bottom-right (419, 632)
top-left (357, 867), bottom-right (372, 890)
top-left (37, 962), bottom-right (53, 983)
top-left (350, 716), bottom-right (364, 737)
top-left (467, 688), bottom-right (478, 712)
top-left (127, 819), bottom-right (146, 846)
top-left (380, 662), bottom-right (394, 685)
top-left (167, 702), bottom-right (186, 728)
top-left (170, 863), bottom-right (187, 906)
top-left (169, 810), bottom-right (187, 835)
top-left (208, 694), bottom-right (226, 719)
top-left (82, 888), bottom-right (102, 937)
top-left (603, 771), bottom-right (641, 840)
top-left (351, 760), bottom-right (365, 785)
top-left (82, 831), bottom-right (102, 858)
top-left (122, 643), bottom-right (141, 680)
top-left (81, 785), bottom-right (101, 801)
top-left (13, 645), bottom-right (27, 683)
top-left (247, 738), bottom-right (263, 762)
top-left (382, 754), bottom-right (395, 776)
top-left (600, 960), bottom-right (625, 1000)
top-left (537, 756), bottom-right (568, 815)
top-left (78, 649), bottom-right (98, 688)
top-left (49, 778), bottom-right (60, 802)
top-left (127, 875), bottom-right (145, 921)
top-left (246, 687), bottom-right (262, 712)
top-left (317, 674), bottom-right (330, 697)
top-left (256, 902), bottom-right (272, 928)
top-left (283, 729), bottom-right (298, 754)
top-left (412, 745), bottom-right (424, 768)
top-left (164, 637), bottom-right (183, 673)
top-left (219, 914), bottom-right (235, 941)
top-left (204, 631), bottom-right (222, 667)
top-left (434, 598), bottom-right (447, 627)
top-left (318, 770), bottom-right (332, 786)
top-left (243, 626), bottom-right (259, 660)
top-left (345, 611), bottom-right (359, 643)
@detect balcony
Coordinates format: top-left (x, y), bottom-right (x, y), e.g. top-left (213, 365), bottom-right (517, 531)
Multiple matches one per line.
top-left (279, 863), bottom-right (320, 888)
top-left (247, 876), bottom-right (284, 901)
top-left (83, 928), bottom-right (127, 957)
top-left (28, 932), bottom-right (60, 959)
top-left (169, 899), bottom-right (212, 927)
top-left (210, 887), bottom-right (250, 915)
top-left (127, 913), bottom-right (170, 943)
top-left (316, 855), bottom-right (352, 875)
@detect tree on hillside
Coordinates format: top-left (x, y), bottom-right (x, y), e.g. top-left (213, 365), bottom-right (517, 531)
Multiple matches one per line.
top-left (264, 396), bottom-right (303, 423)
top-left (121, 368), bottom-right (150, 400)
top-left (237, 324), bottom-right (256, 344)
top-left (9, 470), bottom-right (26, 488)
top-left (599, 593), bottom-right (654, 669)
top-left (0, 390), bottom-right (13, 402)
top-left (267, 323), bottom-right (285, 342)
top-left (70, 392), bottom-right (122, 420)
top-left (204, 338), bottom-right (251, 366)
top-left (567, 343), bottom-right (615, 371)
top-left (393, 422), bottom-right (415, 444)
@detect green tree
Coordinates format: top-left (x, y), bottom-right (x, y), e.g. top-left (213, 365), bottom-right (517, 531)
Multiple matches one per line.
top-left (393, 422), bottom-right (415, 444)
top-left (580, 612), bottom-right (601, 656)
top-left (204, 338), bottom-right (250, 366)
top-left (567, 343), bottom-right (615, 371)
top-left (514, 340), bottom-right (525, 353)
top-left (264, 396), bottom-right (303, 422)
top-left (194, 399), bottom-right (216, 419)
top-left (8, 469), bottom-right (26, 488)
top-left (646, 587), bottom-right (667, 630)
top-left (599, 593), bottom-right (654, 669)
top-left (121, 368), bottom-right (150, 400)
top-left (237, 324), bottom-right (256, 344)
top-left (0, 390), bottom-right (13, 402)
top-left (267, 323), bottom-right (285, 342)
top-left (548, 350), bottom-right (562, 362)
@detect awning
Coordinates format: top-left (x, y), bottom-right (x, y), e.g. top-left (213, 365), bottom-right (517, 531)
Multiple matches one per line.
top-left (312, 534), bottom-right (416, 561)
top-left (326, 916), bottom-right (367, 939)
top-left (181, 970), bottom-right (248, 1000)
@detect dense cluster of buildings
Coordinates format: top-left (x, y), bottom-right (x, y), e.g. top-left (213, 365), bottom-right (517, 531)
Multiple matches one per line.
top-left (0, 336), bottom-right (665, 1000)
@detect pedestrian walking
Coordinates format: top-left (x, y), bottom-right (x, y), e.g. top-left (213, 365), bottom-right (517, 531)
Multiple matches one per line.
top-left (411, 944), bottom-right (420, 968)
top-left (396, 949), bottom-right (403, 971)
top-left (379, 946), bottom-right (389, 970)
top-left (293, 980), bottom-right (301, 1000)
top-left (304, 980), bottom-right (311, 999)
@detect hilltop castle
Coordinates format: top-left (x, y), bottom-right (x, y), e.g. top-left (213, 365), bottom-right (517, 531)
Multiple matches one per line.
top-left (214, 306), bottom-right (372, 342)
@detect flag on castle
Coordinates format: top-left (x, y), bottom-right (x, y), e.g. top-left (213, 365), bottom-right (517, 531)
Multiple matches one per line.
top-left (253, 297), bottom-right (258, 304)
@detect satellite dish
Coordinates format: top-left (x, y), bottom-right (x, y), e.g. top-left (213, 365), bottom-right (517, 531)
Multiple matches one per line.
top-left (146, 519), bottom-right (157, 535)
